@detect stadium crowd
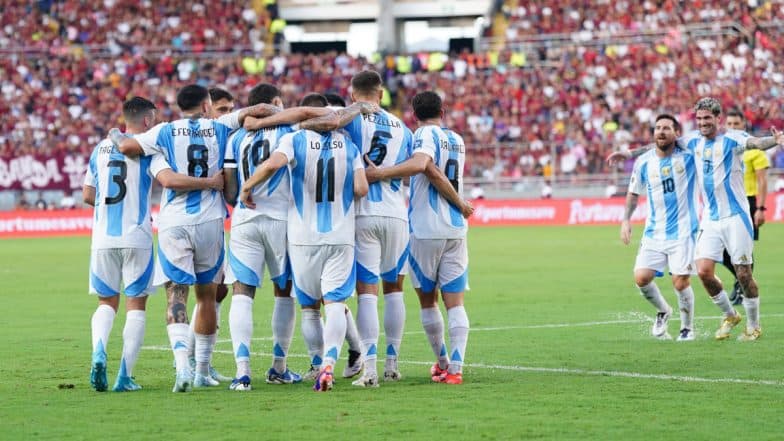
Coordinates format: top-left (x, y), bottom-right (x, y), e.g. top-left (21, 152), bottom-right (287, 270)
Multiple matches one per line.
top-left (3, 1), bottom-right (784, 181)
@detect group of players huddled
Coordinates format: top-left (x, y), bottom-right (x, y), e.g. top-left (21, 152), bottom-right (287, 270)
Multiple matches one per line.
top-left (85, 70), bottom-right (475, 393)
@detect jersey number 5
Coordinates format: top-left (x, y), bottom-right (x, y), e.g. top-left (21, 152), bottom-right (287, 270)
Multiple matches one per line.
top-left (316, 157), bottom-right (335, 202)
top-left (105, 160), bottom-right (127, 205)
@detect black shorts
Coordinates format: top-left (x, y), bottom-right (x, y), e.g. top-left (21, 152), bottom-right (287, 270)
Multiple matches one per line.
top-left (748, 196), bottom-right (759, 241)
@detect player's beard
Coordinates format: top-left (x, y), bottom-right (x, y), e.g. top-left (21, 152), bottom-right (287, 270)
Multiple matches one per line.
top-left (655, 140), bottom-right (675, 153)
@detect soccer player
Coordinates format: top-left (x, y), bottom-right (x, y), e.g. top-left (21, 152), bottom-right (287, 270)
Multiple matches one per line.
top-left (210, 87), bottom-right (235, 117)
top-left (364, 91), bottom-right (474, 384)
top-left (297, 71), bottom-right (412, 387)
top-left (608, 97), bottom-right (783, 341)
top-left (239, 93), bottom-right (370, 392)
top-left (721, 109), bottom-right (770, 305)
top-left (619, 114), bottom-right (698, 341)
top-left (87, 97), bottom-right (223, 392)
top-left (222, 83), bottom-right (301, 391)
top-left (114, 85), bottom-right (279, 392)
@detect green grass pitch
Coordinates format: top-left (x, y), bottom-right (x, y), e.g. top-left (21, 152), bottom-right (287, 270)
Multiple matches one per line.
top-left (1, 225), bottom-right (782, 440)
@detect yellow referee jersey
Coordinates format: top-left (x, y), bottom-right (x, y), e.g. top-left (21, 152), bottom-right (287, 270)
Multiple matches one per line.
top-left (742, 149), bottom-right (770, 197)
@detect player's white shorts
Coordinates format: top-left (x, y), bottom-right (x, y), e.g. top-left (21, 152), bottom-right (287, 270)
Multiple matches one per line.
top-left (634, 236), bottom-right (696, 276)
top-left (408, 237), bottom-right (469, 293)
top-left (225, 216), bottom-right (289, 289)
top-left (155, 219), bottom-right (225, 286)
top-left (289, 244), bottom-right (355, 307)
top-left (355, 216), bottom-right (409, 285)
top-left (696, 214), bottom-right (754, 265)
top-left (89, 247), bottom-right (155, 297)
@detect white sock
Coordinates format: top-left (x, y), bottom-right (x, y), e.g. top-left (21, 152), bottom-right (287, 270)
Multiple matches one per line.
top-left (357, 294), bottom-right (379, 375)
top-left (383, 291), bottom-right (405, 372)
top-left (188, 303), bottom-right (198, 360)
top-left (167, 323), bottom-right (190, 372)
top-left (272, 296), bottom-right (296, 373)
top-left (447, 306), bottom-right (469, 375)
top-left (344, 305), bottom-right (362, 352)
top-left (743, 296), bottom-right (760, 330)
top-left (675, 286), bottom-right (695, 331)
top-left (711, 290), bottom-right (736, 316)
top-left (119, 310), bottom-right (145, 378)
top-left (638, 282), bottom-right (670, 313)
top-left (194, 333), bottom-right (216, 377)
top-left (301, 309), bottom-right (324, 368)
top-left (229, 295), bottom-right (253, 378)
top-left (91, 304), bottom-right (116, 355)
top-left (322, 303), bottom-right (347, 369)
top-left (420, 307), bottom-right (448, 369)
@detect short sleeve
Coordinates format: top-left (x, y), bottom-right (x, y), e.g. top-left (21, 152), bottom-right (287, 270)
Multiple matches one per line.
top-left (344, 115), bottom-right (363, 148)
top-left (276, 132), bottom-right (296, 162)
top-left (412, 127), bottom-right (437, 160)
top-left (224, 130), bottom-right (243, 169)
top-left (84, 148), bottom-right (98, 187)
top-left (216, 110), bottom-right (241, 130)
top-left (135, 122), bottom-right (168, 156)
top-left (149, 153), bottom-right (171, 177)
top-left (726, 129), bottom-right (751, 154)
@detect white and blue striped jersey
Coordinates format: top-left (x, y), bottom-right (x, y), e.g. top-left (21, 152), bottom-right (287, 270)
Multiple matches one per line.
top-left (344, 111), bottom-right (413, 221)
top-left (84, 138), bottom-right (170, 249)
top-left (628, 148), bottom-right (699, 241)
top-left (409, 125), bottom-right (467, 240)
top-left (680, 129), bottom-right (752, 226)
top-left (135, 113), bottom-right (239, 231)
top-left (225, 124), bottom-right (295, 224)
top-left (276, 130), bottom-right (363, 246)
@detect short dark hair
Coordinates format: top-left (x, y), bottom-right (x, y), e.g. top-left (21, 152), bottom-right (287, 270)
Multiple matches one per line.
top-left (726, 108), bottom-right (745, 120)
top-left (248, 83), bottom-right (281, 106)
top-left (299, 93), bottom-right (328, 107)
top-left (694, 97), bottom-right (722, 116)
top-left (176, 85), bottom-right (210, 112)
top-left (655, 114), bottom-right (681, 132)
top-left (122, 97), bottom-right (156, 123)
top-left (412, 91), bottom-right (442, 121)
top-left (324, 93), bottom-right (346, 107)
top-left (209, 87), bottom-right (234, 103)
top-left (351, 70), bottom-right (383, 96)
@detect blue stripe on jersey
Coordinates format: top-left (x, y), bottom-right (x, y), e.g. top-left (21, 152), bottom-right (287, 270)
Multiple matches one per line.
top-left (702, 138), bottom-right (718, 220)
top-left (685, 153), bottom-right (699, 236)
top-left (214, 122), bottom-right (231, 168)
top-left (156, 123), bottom-right (177, 172)
top-left (641, 162), bottom-right (655, 238)
top-left (343, 141), bottom-right (357, 214)
top-left (185, 119), bottom-right (205, 215)
top-left (431, 127), bottom-right (441, 164)
top-left (268, 168), bottom-right (286, 196)
top-left (721, 138), bottom-right (753, 236)
top-left (316, 133), bottom-right (333, 233)
top-left (137, 156), bottom-right (152, 225)
top-left (291, 132), bottom-right (307, 218)
top-left (106, 151), bottom-right (126, 237)
top-left (390, 128), bottom-right (412, 192)
top-left (660, 156), bottom-right (679, 240)
top-left (444, 130), bottom-right (464, 228)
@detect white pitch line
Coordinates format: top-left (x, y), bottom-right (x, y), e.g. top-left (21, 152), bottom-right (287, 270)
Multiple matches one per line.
top-left (141, 345), bottom-right (784, 387)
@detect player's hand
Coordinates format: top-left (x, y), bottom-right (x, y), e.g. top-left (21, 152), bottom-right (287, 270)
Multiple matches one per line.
top-left (620, 220), bottom-right (632, 245)
top-left (208, 171), bottom-right (224, 191)
top-left (357, 102), bottom-right (379, 115)
top-left (363, 154), bottom-right (381, 182)
top-left (108, 128), bottom-right (126, 147)
top-left (243, 116), bottom-right (261, 130)
top-left (239, 185), bottom-right (255, 209)
top-left (754, 209), bottom-right (765, 227)
top-left (771, 126), bottom-right (784, 146)
top-left (606, 151), bottom-right (631, 166)
top-left (460, 200), bottom-right (474, 218)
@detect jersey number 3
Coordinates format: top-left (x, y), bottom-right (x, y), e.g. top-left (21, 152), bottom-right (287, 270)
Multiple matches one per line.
top-left (105, 160), bottom-right (127, 205)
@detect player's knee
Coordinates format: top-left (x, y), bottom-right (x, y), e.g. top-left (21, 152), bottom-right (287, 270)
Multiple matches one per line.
top-left (672, 277), bottom-right (690, 292)
top-left (696, 265), bottom-right (714, 281)
top-left (735, 265), bottom-right (753, 285)
top-left (125, 296), bottom-right (147, 311)
top-left (215, 283), bottom-right (229, 303)
top-left (232, 282), bottom-right (255, 298)
top-left (633, 273), bottom-right (654, 288)
top-left (273, 281), bottom-right (292, 298)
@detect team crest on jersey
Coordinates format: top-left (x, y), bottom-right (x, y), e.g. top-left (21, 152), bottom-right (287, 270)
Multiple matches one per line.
top-left (740, 255), bottom-right (748, 264)
top-left (661, 166), bottom-right (671, 177)
top-left (704, 148), bottom-right (712, 158)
